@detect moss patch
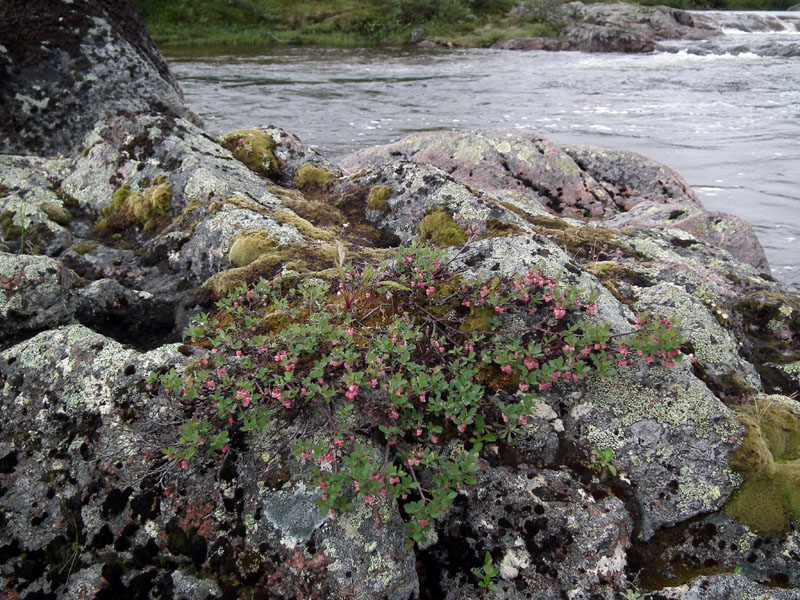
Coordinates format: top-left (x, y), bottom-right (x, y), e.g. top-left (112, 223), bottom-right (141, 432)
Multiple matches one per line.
top-left (417, 207), bottom-right (468, 247)
top-left (273, 208), bottom-right (334, 241)
top-left (481, 219), bottom-right (522, 239)
top-left (69, 240), bottom-right (100, 255)
top-left (220, 129), bottom-right (280, 179)
top-left (725, 398), bottom-right (800, 537)
top-left (366, 185), bottom-right (392, 213)
top-left (277, 189), bottom-right (345, 230)
top-left (229, 230), bottom-right (279, 268)
top-left (95, 181), bottom-right (173, 235)
top-left (294, 163), bottom-right (336, 190)
top-left (0, 210), bottom-right (23, 240)
top-left (40, 202), bottom-right (72, 226)
top-left (206, 241), bottom-right (394, 300)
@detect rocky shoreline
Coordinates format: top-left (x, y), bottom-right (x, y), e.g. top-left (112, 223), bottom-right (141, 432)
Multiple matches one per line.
top-left (1, 1), bottom-right (799, 599)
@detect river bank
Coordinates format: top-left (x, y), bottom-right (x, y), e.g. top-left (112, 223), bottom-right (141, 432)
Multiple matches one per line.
top-left (135, 0), bottom-right (796, 50)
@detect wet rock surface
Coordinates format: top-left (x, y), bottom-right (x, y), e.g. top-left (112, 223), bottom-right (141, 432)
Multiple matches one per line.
top-left (1, 1), bottom-right (799, 598)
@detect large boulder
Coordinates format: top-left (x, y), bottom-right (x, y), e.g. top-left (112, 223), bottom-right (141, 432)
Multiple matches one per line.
top-left (497, 2), bottom-right (718, 53)
top-left (340, 130), bottom-right (700, 220)
top-left (0, 0), bottom-right (199, 156)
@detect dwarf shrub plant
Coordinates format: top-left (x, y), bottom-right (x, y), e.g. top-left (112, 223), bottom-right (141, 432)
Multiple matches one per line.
top-left (147, 242), bottom-right (684, 544)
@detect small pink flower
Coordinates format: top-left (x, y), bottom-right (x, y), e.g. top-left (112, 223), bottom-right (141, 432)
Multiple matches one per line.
top-left (389, 476), bottom-right (400, 485)
top-left (457, 423), bottom-right (467, 433)
top-left (364, 494), bottom-right (375, 504)
top-left (518, 383), bottom-right (529, 392)
top-left (501, 364), bottom-right (513, 374)
top-left (180, 460), bottom-right (188, 469)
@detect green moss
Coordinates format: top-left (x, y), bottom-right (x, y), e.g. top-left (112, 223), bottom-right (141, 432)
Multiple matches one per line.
top-left (277, 189), bottom-right (345, 229)
top-left (220, 129), bottom-right (280, 178)
top-left (416, 207), bottom-right (468, 247)
top-left (228, 230), bottom-right (279, 268)
top-left (273, 207), bottom-right (334, 241)
top-left (460, 306), bottom-right (494, 334)
top-left (0, 211), bottom-right (22, 240)
top-left (40, 203), bottom-right (72, 226)
top-left (96, 180), bottom-right (173, 235)
top-left (726, 398), bottom-right (800, 537)
top-left (69, 240), bottom-right (100, 255)
top-left (294, 163), bottom-right (336, 189)
top-left (107, 183), bottom-right (132, 216)
top-left (206, 242), bottom-right (393, 300)
top-left (366, 185), bottom-right (392, 213)
top-left (481, 218), bottom-right (522, 239)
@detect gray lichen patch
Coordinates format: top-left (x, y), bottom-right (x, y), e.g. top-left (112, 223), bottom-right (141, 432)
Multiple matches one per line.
top-left (635, 282), bottom-right (762, 394)
top-left (260, 481), bottom-right (326, 549)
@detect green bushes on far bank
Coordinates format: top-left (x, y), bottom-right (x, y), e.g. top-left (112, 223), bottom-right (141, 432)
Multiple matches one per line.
top-left (133, 0), bottom-right (560, 48)
top-left (134, 0), bottom-right (796, 49)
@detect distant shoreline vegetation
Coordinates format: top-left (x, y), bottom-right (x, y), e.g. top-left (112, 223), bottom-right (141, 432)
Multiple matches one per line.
top-left (134, 0), bottom-right (795, 49)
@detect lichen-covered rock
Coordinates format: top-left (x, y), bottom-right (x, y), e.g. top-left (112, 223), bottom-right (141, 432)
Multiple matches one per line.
top-left (442, 237), bottom-right (743, 540)
top-left (563, 145), bottom-right (699, 210)
top-left (634, 282), bottom-right (762, 395)
top-left (0, 155), bottom-right (75, 256)
top-left (337, 161), bottom-right (537, 246)
top-left (603, 201), bottom-right (771, 276)
top-left (0, 253), bottom-right (77, 346)
top-left (0, 0), bottom-right (199, 156)
top-left (432, 467), bottom-right (632, 599)
top-left (644, 573), bottom-right (800, 599)
top-left (0, 325), bottom-right (418, 598)
top-left (631, 509), bottom-right (800, 591)
top-left (340, 131), bottom-right (699, 220)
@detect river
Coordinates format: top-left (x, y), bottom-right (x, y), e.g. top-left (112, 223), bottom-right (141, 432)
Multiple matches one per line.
top-left (163, 11), bottom-right (799, 287)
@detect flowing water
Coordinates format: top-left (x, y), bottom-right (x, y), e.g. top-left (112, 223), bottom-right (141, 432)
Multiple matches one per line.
top-left (164, 11), bottom-right (800, 286)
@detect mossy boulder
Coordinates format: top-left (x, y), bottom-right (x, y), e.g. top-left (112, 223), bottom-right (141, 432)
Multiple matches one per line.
top-left (220, 129), bottom-right (280, 179)
top-left (726, 396), bottom-right (800, 537)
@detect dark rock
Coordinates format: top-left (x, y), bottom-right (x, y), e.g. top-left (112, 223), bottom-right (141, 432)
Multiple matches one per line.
top-left (644, 573), bottom-right (800, 599)
top-left (631, 511), bottom-right (800, 591)
top-left (0, 253), bottom-right (77, 347)
top-left (562, 24), bottom-right (655, 53)
top-left (0, 0), bottom-right (199, 156)
top-left (431, 466), bottom-right (633, 599)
